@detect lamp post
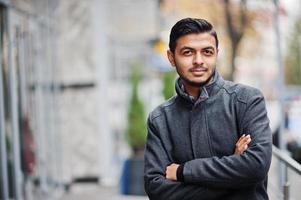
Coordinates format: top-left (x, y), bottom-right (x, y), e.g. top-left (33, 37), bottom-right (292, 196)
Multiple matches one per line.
top-left (273, 0), bottom-right (289, 199)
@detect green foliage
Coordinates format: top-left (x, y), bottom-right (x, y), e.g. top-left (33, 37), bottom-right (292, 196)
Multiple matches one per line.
top-left (127, 66), bottom-right (147, 151)
top-left (162, 71), bottom-right (176, 100)
top-left (285, 18), bottom-right (301, 85)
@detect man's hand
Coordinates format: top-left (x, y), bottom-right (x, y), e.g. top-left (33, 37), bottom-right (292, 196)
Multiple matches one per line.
top-left (235, 134), bottom-right (251, 155)
top-left (165, 163), bottom-right (179, 181)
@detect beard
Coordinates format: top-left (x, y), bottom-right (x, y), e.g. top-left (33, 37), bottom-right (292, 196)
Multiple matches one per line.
top-left (172, 57), bottom-right (216, 88)
top-left (178, 72), bottom-right (214, 87)
top-left (174, 63), bottom-right (215, 88)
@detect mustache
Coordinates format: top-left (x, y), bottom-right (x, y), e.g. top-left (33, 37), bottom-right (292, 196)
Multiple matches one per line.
top-left (189, 67), bottom-right (208, 72)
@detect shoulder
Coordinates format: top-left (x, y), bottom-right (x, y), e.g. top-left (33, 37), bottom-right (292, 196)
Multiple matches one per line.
top-left (221, 80), bottom-right (263, 104)
top-left (148, 96), bottom-right (177, 122)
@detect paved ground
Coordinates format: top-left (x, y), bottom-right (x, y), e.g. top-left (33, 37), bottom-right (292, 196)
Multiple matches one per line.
top-left (61, 184), bottom-right (148, 200)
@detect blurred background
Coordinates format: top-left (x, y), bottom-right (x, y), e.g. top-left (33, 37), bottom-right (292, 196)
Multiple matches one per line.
top-left (0, 0), bottom-right (301, 200)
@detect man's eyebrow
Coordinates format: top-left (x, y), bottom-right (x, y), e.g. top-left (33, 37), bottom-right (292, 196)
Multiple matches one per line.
top-left (203, 46), bottom-right (215, 50)
top-left (179, 46), bottom-right (216, 52)
top-left (179, 46), bottom-right (194, 51)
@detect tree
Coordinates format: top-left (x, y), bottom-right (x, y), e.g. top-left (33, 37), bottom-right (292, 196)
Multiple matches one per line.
top-left (162, 71), bottom-right (176, 100)
top-left (127, 65), bottom-right (147, 156)
top-left (285, 18), bottom-right (301, 85)
top-left (223, 0), bottom-right (248, 81)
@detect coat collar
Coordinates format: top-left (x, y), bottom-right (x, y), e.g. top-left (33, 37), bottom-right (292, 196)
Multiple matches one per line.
top-left (175, 70), bottom-right (225, 105)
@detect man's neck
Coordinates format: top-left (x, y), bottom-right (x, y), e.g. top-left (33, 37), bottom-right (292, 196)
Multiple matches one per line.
top-left (182, 74), bottom-right (215, 99)
top-left (182, 82), bottom-right (200, 99)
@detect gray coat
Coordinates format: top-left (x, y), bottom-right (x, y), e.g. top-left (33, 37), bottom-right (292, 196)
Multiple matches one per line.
top-left (144, 72), bottom-right (272, 200)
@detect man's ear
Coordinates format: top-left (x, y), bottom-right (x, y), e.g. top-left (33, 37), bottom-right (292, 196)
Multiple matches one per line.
top-left (167, 50), bottom-right (175, 67)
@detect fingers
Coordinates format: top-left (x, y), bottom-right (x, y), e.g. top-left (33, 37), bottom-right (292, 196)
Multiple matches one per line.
top-left (240, 134), bottom-right (251, 147)
top-left (236, 134), bottom-right (246, 144)
top-left (235, 134), bottom-right (251, 155)
top-left (239, 134), bottom-right (251, 151)
top-left (166, 165), bottom-right (173, 179)
top-left (165, 163), bottom-right (179, 181)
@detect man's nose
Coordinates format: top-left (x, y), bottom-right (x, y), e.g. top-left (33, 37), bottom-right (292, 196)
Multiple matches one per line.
top-left (193, 52), bottom-right (204, 65)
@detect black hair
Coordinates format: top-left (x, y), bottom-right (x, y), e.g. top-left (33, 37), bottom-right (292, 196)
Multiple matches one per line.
top-left (169, 18), bottom-right (218, 53)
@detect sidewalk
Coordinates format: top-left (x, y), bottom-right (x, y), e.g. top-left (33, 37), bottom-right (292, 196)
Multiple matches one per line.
top-left (61, 184), bottom-right (149, 200)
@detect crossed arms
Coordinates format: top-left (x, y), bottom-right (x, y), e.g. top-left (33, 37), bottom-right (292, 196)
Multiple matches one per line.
top-left (165, 134), bottom-right (251, 181)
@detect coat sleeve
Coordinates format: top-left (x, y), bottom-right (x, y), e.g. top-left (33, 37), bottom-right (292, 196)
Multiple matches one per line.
top-left (181, 89), bottom-right (272, 189)
top-left (144, 114), bottom-right (228, 200)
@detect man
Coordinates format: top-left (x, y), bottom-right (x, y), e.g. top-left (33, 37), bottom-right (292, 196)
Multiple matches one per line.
top-left (144, 18), bottom-right (272, 200)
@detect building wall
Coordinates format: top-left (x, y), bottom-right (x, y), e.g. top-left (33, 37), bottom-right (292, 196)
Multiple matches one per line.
top-left (0, 0), bottom-right (61, 199)
top-left (57, 0), bottom-right (100, 183)
top-left (56, 0), bottom-right (159, 185)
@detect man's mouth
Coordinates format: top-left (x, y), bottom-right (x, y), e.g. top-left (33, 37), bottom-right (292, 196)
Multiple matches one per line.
top-left (190, 67), bottom-right (208, 73)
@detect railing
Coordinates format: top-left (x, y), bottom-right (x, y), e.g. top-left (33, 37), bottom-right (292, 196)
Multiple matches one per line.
top-left (271, 145), bottom-right (301, 200)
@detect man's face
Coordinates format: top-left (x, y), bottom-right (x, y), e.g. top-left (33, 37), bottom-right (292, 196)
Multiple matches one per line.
top-left (167, 32), bottom-right (218, 87)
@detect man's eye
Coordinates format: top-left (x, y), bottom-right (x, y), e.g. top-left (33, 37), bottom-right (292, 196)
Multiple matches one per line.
top-left (183, 51), bottom-right (192, 55)
top-left (203, 50), bottom-right (213, 56)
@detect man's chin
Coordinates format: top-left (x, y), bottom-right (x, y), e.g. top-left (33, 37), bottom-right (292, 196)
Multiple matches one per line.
top-left (184, 79), bottom-right (208, 87)
top-left (180, 72), bottom-right (215, 87)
